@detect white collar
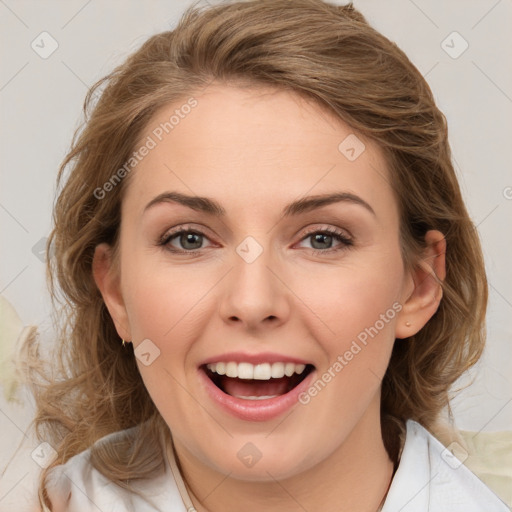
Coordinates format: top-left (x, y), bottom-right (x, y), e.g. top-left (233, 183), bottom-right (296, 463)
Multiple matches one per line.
top-left (381, 420), bottom-right (508, 511)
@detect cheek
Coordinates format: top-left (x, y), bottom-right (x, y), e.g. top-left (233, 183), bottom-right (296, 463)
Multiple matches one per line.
top-left (122, 253), bottom-right (212, 341)
top-left (276, 259), bottom-right (404, 471)
top-left (120, 256), bottom-right (222, 405)
top-left (120, 262), bottom-right (213, 416)
top-left (290, 259), bottom-right (403, 436)
top-left (297, 260), bottom-right (402, 333)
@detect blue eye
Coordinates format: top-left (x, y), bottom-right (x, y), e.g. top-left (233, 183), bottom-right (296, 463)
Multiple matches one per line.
top-left (159, 228), bottom-right (212, 253)
top-left (158, 226), bottom-right (353, 256)
top-left (298, 228), bottom-right (353, 253)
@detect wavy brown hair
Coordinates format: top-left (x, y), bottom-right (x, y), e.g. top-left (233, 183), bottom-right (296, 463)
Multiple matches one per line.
top-left (25, 0), bottom-right (487, 508)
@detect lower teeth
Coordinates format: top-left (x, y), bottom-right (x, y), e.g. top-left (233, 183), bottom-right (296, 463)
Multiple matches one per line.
top-left (233, 395), bottom-right (279, 400)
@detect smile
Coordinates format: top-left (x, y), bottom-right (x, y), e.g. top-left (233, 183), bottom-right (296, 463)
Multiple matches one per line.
top-left (199, 358), bottom-right (316, 421)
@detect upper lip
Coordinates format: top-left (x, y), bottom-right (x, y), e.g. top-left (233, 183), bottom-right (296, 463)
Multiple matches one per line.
top-left (200, 352), bottom-right (313, 367)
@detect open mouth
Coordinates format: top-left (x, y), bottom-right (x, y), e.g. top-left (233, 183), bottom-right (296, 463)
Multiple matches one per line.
top-left (202, 362), bottom-right (315, 400)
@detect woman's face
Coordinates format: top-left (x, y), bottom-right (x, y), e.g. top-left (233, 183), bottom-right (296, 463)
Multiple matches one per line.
top-left (96, 83), bottom-right (419, 480)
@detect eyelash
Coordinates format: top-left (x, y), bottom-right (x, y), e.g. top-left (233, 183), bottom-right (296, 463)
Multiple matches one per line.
top-left (299, 226), bottom-right (353, 255)
top-left (157, 225), bottom-right (353, 256)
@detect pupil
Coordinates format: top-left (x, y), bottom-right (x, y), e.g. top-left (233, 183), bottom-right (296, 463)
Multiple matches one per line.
top-left (181, 233), bottom-right (202, 250)
top-left (312, 233), bottom-right (331, 250)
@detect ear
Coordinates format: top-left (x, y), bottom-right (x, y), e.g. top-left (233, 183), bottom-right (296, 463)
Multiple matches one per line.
top-left (395, 230), bottom-right (446, 339)
top-left (92, 242), bottom-right (132, 341)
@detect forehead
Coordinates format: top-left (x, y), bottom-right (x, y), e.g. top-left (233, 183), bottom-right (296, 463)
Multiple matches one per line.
top-left (123, 84), bottom-right (396, 223)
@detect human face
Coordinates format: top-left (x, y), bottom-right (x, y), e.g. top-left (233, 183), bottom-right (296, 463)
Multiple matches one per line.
top-left (109, 83), bottom-right (412, 480)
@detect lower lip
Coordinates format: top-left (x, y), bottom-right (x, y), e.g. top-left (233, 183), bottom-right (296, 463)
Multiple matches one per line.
top-left (198, 367), bottom-right (316, 422)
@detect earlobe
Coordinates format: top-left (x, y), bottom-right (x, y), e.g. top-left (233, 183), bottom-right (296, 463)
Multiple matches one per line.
top-left (92, 243), bottom-right (131, 341)
top-left (395, 230), bottom-right (446, 339)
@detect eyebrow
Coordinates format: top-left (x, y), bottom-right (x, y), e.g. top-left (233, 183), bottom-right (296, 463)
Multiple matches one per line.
top-left (143, 191), bottom-right (376, 217)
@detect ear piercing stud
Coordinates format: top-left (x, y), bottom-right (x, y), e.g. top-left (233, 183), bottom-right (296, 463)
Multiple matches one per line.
top-left (405, 321), bottom-right (411, 327)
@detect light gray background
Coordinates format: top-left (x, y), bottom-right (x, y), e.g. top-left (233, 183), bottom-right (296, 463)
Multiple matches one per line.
top-left (1, 0), bottom-right (511, 508)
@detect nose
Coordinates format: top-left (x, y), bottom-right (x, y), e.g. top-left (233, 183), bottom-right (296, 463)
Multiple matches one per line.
top-left (219, 245), bottom-right (291, 331)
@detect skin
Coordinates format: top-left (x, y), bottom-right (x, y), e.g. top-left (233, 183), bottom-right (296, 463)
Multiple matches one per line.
top-left (93, 83), bottom-right (446, 512)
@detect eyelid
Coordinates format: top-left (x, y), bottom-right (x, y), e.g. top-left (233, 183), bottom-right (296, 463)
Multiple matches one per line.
top-left (299, 224), bottom-right (352, 238)
top-left (157, 224), bottom-right (218, 252)
top-left (159, 223), bottom-right (213, 241)
top-left (295, 225), bottom-right (353, 252)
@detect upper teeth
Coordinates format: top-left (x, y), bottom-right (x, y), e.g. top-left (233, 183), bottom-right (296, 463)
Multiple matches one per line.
top-left (206, 362), bottom-right (306, 380)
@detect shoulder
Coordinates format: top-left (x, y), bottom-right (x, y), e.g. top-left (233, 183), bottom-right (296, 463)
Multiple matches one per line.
top-left (382, 420), bottom-right (509, 512)
top-left (44, 425), bottom-right (187, 512)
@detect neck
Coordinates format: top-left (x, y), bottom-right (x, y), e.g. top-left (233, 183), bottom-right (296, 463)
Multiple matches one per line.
top-left (173, 400), bottom-right (394, 512)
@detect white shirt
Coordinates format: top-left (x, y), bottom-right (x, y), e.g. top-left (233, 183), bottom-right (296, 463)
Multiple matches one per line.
top-left (45, 420), bottom-right (509, 511)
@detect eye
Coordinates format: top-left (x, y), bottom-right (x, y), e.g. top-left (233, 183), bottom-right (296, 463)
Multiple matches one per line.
top-left (296, 227), bottom-right (353, 253)
top-left (158, 226), bottom-right (214, 253)
top-left (157, 225), bottom-right (353, 255)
